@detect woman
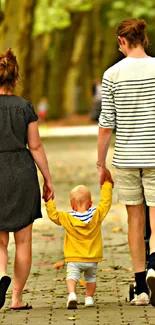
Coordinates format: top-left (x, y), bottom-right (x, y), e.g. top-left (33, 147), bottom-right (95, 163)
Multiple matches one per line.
top-left (0, 49), bottom-right (54, 309)
top-left (97, 18), bottom-right (155, 306)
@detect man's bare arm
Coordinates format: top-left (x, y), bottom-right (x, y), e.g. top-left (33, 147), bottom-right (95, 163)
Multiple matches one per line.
top-left (97, 127), bottom-right (113, 166)
top-left (97, 127), bottom-right (114, 186)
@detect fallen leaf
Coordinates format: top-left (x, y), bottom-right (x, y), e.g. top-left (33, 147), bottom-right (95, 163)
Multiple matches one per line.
top-left (107, 215), bottom-right (120, 222)
top-left (119, 281), bottom-right (129, 285)
top-left (110, 265), bottom-right (122, 270)
top-left (32, 272), bottom-right (40, 277)
top-left (33, 262), bottom-right (52, 266)
top-left (112, 227), bottom-right (122, 232)
top-left (104, 242), bottom-right (128, 248)
top-left (53, 261), bottom-right (65, 269)
top-left (78, 279), bottom-right (86, 286)
top-left (122, 267), bottom-right (132, 272)
top-left (102, 268), bottom-right (113, 272)
top-left (68, 317), bottom-right (76, 320)
top-left (53, 277), bottom-right (64, 282)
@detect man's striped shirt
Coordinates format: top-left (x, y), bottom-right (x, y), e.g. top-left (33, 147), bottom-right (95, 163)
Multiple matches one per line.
top-left (68, 207), bottom-right (96, 223)
top-left (99, 57), bottom-right (155, 167)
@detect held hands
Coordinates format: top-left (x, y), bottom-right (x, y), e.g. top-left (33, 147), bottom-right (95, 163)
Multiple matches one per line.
top-left (42, 179), bottom-right (54, 202)
top-left (98, 166), bottom-right (114, 188)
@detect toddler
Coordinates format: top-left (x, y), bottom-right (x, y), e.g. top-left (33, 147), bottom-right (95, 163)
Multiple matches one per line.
top-left (46, 181), bottom-right (112, 309)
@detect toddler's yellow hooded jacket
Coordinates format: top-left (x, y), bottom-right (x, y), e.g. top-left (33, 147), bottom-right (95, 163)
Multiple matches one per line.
top-left (46, 182), bottom-right (112, 262)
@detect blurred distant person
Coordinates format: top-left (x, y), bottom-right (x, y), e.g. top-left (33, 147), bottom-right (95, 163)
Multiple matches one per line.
top-left (46, 181), bottom-right (112, 309)
top-left (37, 97), bottom-right (48, 122)
top-left (90, 79), bottom-right (102, 121)
top-left (0, 48), bottom-right (54, 310)
top-left (97, 18), bottom-right (155, 306)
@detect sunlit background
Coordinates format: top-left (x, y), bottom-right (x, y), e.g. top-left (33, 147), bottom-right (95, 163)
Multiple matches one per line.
top-left (1, 0), bottom-right (155, 120)
top-left (2, 2), bottom-right (154, 319)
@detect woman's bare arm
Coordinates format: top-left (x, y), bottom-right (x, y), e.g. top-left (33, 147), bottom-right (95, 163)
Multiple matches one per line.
top-left (27, 121), bottom-right (54, 200)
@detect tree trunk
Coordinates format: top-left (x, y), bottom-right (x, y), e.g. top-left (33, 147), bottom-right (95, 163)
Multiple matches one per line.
top-left (16, 0), bottom-right (37, 99)
top-left (101, 25), bottom-right (119, 73)
top-left (0, 0), bottom-right (37, 100)
top-left (91, 4), bottom-right (103, 80)
top-left (30, 33), bottom-right (51, 109)
top-left (64, 12), bottom-right (92, 116)
top-left (47, 13), bottom-right (83, 119)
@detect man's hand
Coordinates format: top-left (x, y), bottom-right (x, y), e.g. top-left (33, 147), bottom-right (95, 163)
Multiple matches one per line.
top-left (98, 166), bottom-right (114, 188)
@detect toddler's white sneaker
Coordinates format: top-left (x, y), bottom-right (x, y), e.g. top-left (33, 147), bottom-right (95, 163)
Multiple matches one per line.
top-left (67, 292), bottom-right (77, 309)
top-left (85, 296), bottom-right (95, 307)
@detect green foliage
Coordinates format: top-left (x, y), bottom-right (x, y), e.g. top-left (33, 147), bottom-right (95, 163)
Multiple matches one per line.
top-left (52, 0), bottom-right (93, 11)
top-left (0, 0), bottom-right (6, 15)
top-left (66, 0), bottom-right (93, 12)
top-left (112, 1), bottom-right (125, 10)
top-left (103, 0), bottom-right (155, 28)
top-left (1, 0), bottom-right (5, 11)
top-left (33, 0), bottom-right (71, 36)
top-left (33, 0), bottom-right (94, 37)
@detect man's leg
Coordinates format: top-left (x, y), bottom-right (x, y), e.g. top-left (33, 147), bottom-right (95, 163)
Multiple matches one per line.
top-left (127, 203), bottom-right (149, 305)
top-left (127, 203), bottom-right (145, 273)
top-left (148, 206), bottom-right (155, 255)
top-left (116, 167), bottom-right (149, 304)
top-left (141, 168), bottom-right (155, 306)
top-left (146, 207), bottom-right (155, 306)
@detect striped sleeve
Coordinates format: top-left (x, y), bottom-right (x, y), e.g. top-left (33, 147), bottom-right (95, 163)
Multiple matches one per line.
top-left (99, 74), bottom-right (116, 129)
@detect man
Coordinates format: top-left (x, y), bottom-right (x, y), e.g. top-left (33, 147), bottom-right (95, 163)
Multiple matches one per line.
top-left (97, 18), bottom-right (155, 306)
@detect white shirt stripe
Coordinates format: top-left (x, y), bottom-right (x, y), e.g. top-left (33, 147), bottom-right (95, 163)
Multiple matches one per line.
top-left (68, 207), bottom-right (96, 223)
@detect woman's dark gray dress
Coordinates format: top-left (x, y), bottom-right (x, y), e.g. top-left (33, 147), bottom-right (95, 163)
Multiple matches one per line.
top-left (0, 95), bottom-right (42, 232)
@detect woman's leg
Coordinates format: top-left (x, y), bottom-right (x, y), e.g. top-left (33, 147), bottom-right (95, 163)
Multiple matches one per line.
top-left (0, 231), bottom-right (9, 278)
top-left (0, 232), bottom-right (12, 309)
top-left (11, 224), bottom-right (32, 308)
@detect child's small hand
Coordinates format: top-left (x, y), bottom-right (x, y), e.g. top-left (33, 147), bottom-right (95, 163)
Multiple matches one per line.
top-left (42, 181), bottom-right (54, 202)
top-left (105, 177), bottom-right (114, 188)
top-left (98, 166), bottom-right (114, 188)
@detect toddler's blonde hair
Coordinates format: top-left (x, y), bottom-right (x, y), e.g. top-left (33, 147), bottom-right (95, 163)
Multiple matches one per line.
top-left (70, 185), bottom-right (91, 207)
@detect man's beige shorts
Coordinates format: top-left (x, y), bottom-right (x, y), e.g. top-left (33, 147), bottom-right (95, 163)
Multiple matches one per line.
top-left (115, 167), bottom-right (155, 206)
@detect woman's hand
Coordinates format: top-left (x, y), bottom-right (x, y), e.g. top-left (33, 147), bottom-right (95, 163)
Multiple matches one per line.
top-left (42, 180), bottom-right (54, 202)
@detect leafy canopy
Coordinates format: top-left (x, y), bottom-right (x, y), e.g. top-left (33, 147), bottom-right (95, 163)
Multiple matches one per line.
top-left (33, 0), bottom-right (94, 36)
top-left (106, 0), bottom-right (155, 28)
